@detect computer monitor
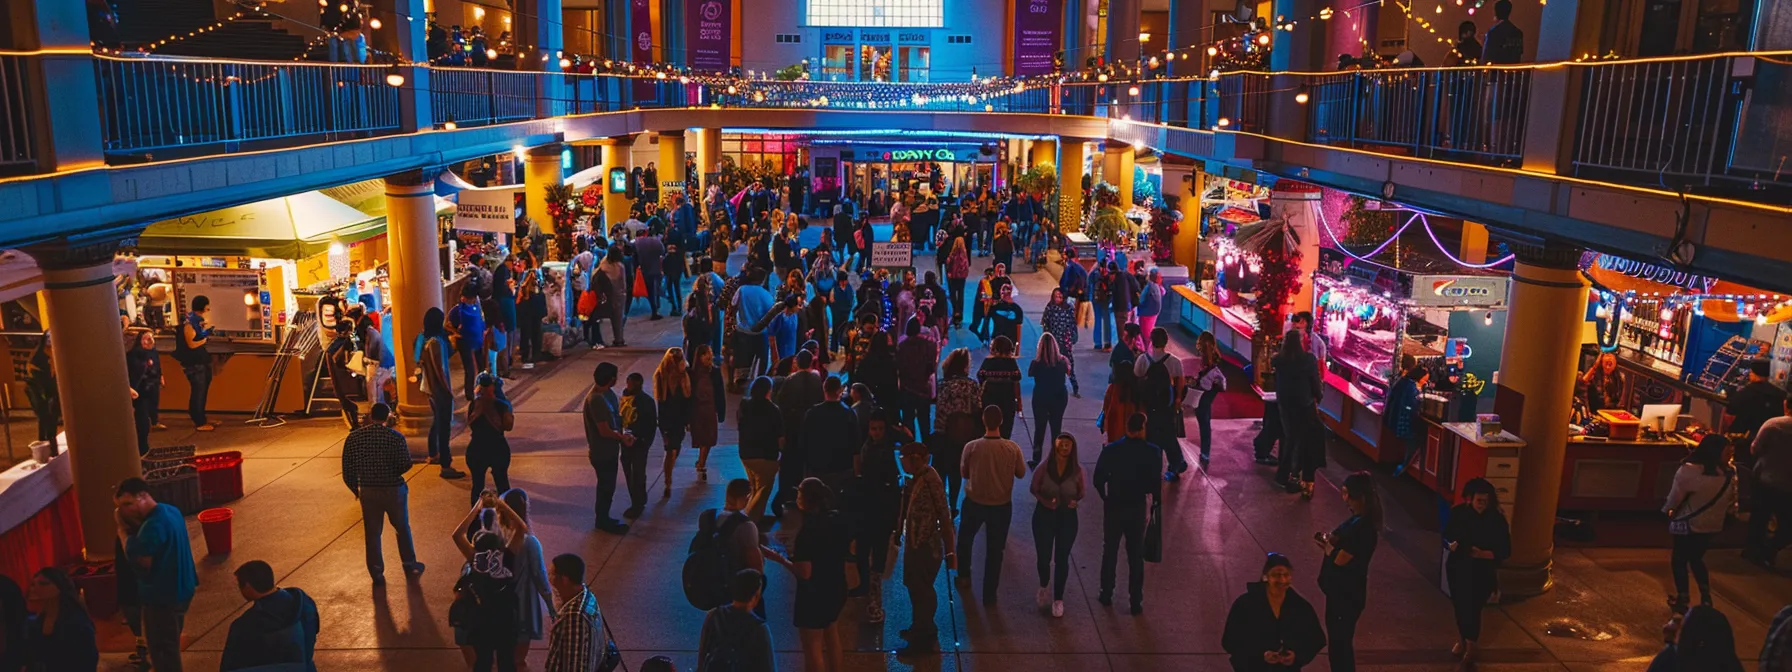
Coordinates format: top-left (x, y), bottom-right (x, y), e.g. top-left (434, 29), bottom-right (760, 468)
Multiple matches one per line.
top-left (1640, 404), bottom-right (1681, 434)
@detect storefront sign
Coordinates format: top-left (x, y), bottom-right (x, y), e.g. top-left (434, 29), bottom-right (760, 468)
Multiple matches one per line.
top-left (454, 187), bottom-right (519, 233)
top-left (1593, 253), bottom-right (1718, 292)
top-left (870, 242), bottom-right (912, 269)
top-left (1012, 0), bottom-right (1062, 76)
top-left (898, 31), bottom-right (929, 44)
top-left (1415, 275), bottom-right (1509, 307)
top-left (685, 0), bottom-right (732, 72)
top-left (631, 0), bottom-right (654, 98)
top-left (860, 31), bottom-right (892, 43)
top-left (824, 30), bottom-right (854, 42)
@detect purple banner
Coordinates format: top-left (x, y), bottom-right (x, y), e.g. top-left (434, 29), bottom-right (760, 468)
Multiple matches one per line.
top-left (1013, 0), bottom-right (1062, 76)
top-left (631, 0), bottom-right (655, 99)
top-left (686, 0), bottom-right (731, 73)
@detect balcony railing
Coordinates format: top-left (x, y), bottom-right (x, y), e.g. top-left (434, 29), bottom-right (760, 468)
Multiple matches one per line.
top-left (0, 56), bottom-right (34, 175)
top-left (1570, 55), bottom-right (1785, 192)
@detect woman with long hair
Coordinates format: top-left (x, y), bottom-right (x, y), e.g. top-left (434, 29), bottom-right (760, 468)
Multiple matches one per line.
top-left (655, 348), bottom-right (694, 496)
top-left (1445, 477), bottom-right (1510, 667)
top-left (1650, 605), bottom-right (1744, 672)
top-left (1389, 364), bottom-right (1431, 477)
top-left (764, 478), bottom-right (851, 672)
top-left (686, 344), bottom-right (727, 484)
top-left (1100, 364), bottom-right (1140, 443)
top-left (1221, 553), bottom-right (1326, 670)
top-left (598, 245), bottom-right (629, 347)
top-left (683, 274), bottom-right (714, 357)
top-left (414, 307), bottom-right (462, 477)
top-left (515, 267), bottom-right (547, 368)
top-left (1190, 331), bottom-right (1226, 466)
top-left (1318, 471), bottom-right (1381, 672)
top-left (1039, 287), bottom-right (1080, 397)
top-left (1030, 432), bottom-right (1084, 618)
top-left (1028, 334), bottom-right (1072, 467)
top-left (992, 220), bottom-right (1015, 272)
top-left (24, 567), bottom-right (97, 672)
top-left (1663, 435), bottom-right (1737, 613)
top-left (933, 348), bottom-right (982, 506)
top-left (1580, 351), bottom-right (1627, 413)
top-left (1274, 331), bottom-right (1325, 498)
top-left (126, 329), bottom-right (164, 456)
top-left (464, 373), bottom-right (515, 504)
top-left (978, 335), bottom-right (1024, 440)
top-left (944, 237), bottom-right (970, 327)
top-left (500, 489), bottom-right (553, 671)
top-left (451, 492), bottom-right (529, 671)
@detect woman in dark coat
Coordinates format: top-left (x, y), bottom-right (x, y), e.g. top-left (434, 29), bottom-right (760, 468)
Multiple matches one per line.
top-left (24, 568), bottom-right (97, 672)
top-left (1273, 330), bottom-right (1325, 498)
top-left (686, 344), bottom-right (727, 483)
top-left (1444, 477), bottom-right (1511, 666)
top-left (1221, 553), bottom-right (1325, 671)
top-left (126, 329), bottom-right (164, 456)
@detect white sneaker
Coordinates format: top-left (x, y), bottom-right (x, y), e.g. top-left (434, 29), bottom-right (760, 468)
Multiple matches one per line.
top-left (521, 363), bottom-right (535, 370)
top-left (1051, 600), bottom-right (1064, 618)
top-left (591, 343), bottom-right (605, 350)
top-left (1036, 587), bottom-right (1049, 607)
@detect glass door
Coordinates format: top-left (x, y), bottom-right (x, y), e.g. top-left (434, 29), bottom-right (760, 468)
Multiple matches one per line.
top-left (859, 45), bottom-right (893, 81)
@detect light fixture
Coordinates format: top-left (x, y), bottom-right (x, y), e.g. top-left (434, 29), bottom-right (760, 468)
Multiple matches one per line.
top-left (1319, 7), bottom-right (1333, 20)
top-left (1097, 73), bottom-right (1109, 82)
top-left (473, 6), bottom-right (484, 18)
top-left (753, 91), bottom-right (765, 102)
top-left (1484, 312), bottom-right (1494, 326)
top-left (512, 144), bottom-right (526, 160)
top-left (1207, 46), bottom-right (1219, 56)
top-left (368, 17), bottom-right (381, 29)
top-left (984, 104), bottom-right (994, 112)
top-left (726, 85), bottom-right (738, 94)
top-left (1209, 68), bottom-right (1221, 78)
top-left (1128, 86), bottom-right (1140, 96)
top-left (818, 96), bottom-right (829, 105)
top-left (1295, 90), bottom-right (1309, 104)
top-left (1257, 34), bottom-right (1271, 46)
top-left (1217, 117), bottom-right (1231, 127)
top-left (559, 58), bottom-right (572, 68)
top-left (444, 119), bottom-right (458, 130)
top-left (1139, 32), bottom-right (1151, 43)
top-left (385, 69), bottom-right (405, 87)
top-left (486, 48), bottom-right (498, 59)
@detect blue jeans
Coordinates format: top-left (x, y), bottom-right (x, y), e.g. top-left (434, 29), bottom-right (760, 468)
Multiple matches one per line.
top-left (182, 362), bottom-right (212, 426)
top-left (1093, 304), bottom-right (1113, 348)
top-left (428, 391), bottom-right (454, 468)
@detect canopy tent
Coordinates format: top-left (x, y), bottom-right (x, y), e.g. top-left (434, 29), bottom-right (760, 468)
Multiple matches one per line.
top-left (320, 178), bottom-right (459, 221)
top-left (138, 191), bottom-right (383, 258)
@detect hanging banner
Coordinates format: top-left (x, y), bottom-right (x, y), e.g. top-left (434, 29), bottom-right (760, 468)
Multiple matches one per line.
top-left (686, 0), bottom-right (731, 72)
top-left (454, 187), bottom-right (520, 233)
top-left (631, 0), bottom-right (655, 99)
top-left (1012, 0), bottom-right (1062, 76)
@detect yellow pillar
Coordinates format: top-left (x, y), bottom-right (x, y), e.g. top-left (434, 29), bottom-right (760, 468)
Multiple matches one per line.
top-left (1499, 243), bottom-right (1590, 597)
top-left (29, 242), bottom-right (139, 561)
top-left (1173, 171), bottom-right (1204, 267)
top-left (1460, 221), bottom-right (1490, 265)
top-left (658, 130), bottom-right (688, 206)
top-left (1029, 139), bottom-right (1056, 172)
top-left (1057, 140), bottom-right (1086, 232)
top-left (601, 135), bottom-right (636, 230)
top-left (524, 144), bottom-right (565, 239)
top-left (1103, 142), bottom-right (1135, 210)
top-left (385, 171), bottom-right (448, 438)
top-left (696, 127), bottom-right (721, 197)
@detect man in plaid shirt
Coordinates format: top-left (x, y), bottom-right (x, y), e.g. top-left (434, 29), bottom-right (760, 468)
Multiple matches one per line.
top-left (894, 441), bottom-right (956, 656)
top-left (340, 403), bottom-right (424, 585)
top-left (546, 553), bottom-right (607, 672)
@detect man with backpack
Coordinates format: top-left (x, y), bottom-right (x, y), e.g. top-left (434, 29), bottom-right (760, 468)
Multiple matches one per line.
top-left (697, 569), bottom-right (775, 672)
top-left (686, 480), bottom-right (766, 618)
top-left (1133, 328), bottom-right (1188, 481)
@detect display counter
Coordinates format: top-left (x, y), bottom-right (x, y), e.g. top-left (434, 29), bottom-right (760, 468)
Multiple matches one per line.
top-left (1559, 433), bottom-right (1696, 511)
top-left (1169, 284), bottom-right (1254, 361)
top-left (1316, 369), bottom-right (1404, 464)
top-left (0, 444), bottom-right (81, 588)
top-left (1408, 419), bottom-right (1523, 509)
top-left (157, 344), bottom-right (307, 416)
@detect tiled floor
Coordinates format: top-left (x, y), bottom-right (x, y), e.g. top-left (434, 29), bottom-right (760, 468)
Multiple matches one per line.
top-left (77, 245), bottom-right (1792, 671)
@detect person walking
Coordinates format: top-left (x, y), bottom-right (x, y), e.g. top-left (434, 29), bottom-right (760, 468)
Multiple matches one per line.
top-left (1664, 435), bottom-right (1737, 613)
top-left (545, 553), bottom-right (607, 672)
top-left (325, 321), bottom-right (362, 428)
top-left (1273, 331), bottom-right (1324, 498)
top-left (738, 376), bottom-right (783, 520)
top-left (23, 568), bottom-right (98, 672)
top-left (934, 349), bottom-right (983, 508)
top-left (1090, 264), bottom-right (1113, 351)
top-left (852, 411), bottom-right (903, 621)
top-left (1030, 433), bottom-right (1084, 618)
top-left (516, 267), bottom-right (548, 368)
top-left (635, 229), bottom-right (668, 320)
top-left (956, 406), bottom-right (1027, 605)
top-left (894, 441), bottom-right (956, 656)
top-left (620, 372), bottom-right (659, 518)
top-left (1040, 288), bottom-right (1081, 397)
top-left (1093, 413), bottom-right (1161, 615)
top-left (114, 477), bottom-right (197, 672)
top-left (697, 570), bottom-right (776, 672)
top-left (977, 336), bottom-right (1024, 440)
top-left (802, 376), bottom-right (861, 494)
top-left (988, 284), bottom-right (1023, 348)
top-left (1137, 268), bottom-right (1164, 338)
top-left (497, 489), bottom-right (554, 671)
top-left (598, 246), bottom-right (630, 347)
top-left (1100, 366), bottom-right (1141, 444)
top-left (894, 319), bottom-right (939, 439)
top-left (773, 351), bottom-right (825, 516)
top-left (655, 349), bottom-right (694, 507)
top-left (944, 238), bottom-right (970, 328)
top-left (414, 307), bottom-right (465, 478)
top-left (126, 329), bottom-right (163, 456)
top-left (1189, 332), bottom-right (1227, 467)
top-left (342, 403), bottom-right (425, 584)
top-left (764, 479), bottom-right (850, 672)
top-left (688, 344), bottom-right (727, 483)
top-left (1220, 553), bottom-right (1326, 671)
top-left (1133, 328), bottom-right (1188, 481)
top-left (219, 561), bottom-right (319, 672)
top-left (583, 362), bottom-right (633, 534)
top-left (1028, 335), bottom-right (1073, 468)
top-left (1317, 471), bottom-right (1381, 672)
top-left (173, 295), bottom-right (217, 431)
top-left (1748, 397), bottom-right (1792, 568)
top-left (451, 492), bottom-right (530, 672)
top-left (465, 374), bottom-right (516, 504)
top-left (1444, 478), bottom-right (1510, 667)
top-left (448, 286), bottom-right (488, 401)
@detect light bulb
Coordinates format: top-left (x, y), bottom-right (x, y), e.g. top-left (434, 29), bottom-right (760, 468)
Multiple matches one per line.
top-left (444, 120), bottom-right (458, 130)
top-left (1217, 117), bottom-right (1231, 127)
top-left (368, 17), bottom-right (381, 29)
top-left (1128, 86), bottom-right (1140, 96)
top-left (385, 72), bottom-right (405, 87)
top-left (1207, 46), bottom-right (1219, 56)
top-left (486, 49), bottom-right (498, 59)
top-left (1098, 73), bottom-right (1109, 82)
top-left (1295, 91), bottom-right (1309, 104)
top-left (726, 85), bottom-right (738, 94)
top-left (559, 58), bottom-right (572, 68)
top-left (1257, 34), bottom-right (1271, 46)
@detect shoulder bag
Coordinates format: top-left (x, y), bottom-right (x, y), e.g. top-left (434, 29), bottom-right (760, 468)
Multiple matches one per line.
top-left (1668, 474), bottom-right (1732, 536)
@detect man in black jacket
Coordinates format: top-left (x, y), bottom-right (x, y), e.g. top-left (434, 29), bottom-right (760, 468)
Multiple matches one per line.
top-left (802, 375), bottom-right (861, 492)
top-left (1093, 412), bottom-right (1162, 615)
top-left (220, 560), bottom-right (319, 672)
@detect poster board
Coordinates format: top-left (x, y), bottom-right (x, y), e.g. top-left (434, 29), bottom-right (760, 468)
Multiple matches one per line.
top-left (172, 267), bottom-right (273, 341)
top-left (453, 187), bottom-right (520, 233)
top-left (870, 242), bottom-right (912, 269)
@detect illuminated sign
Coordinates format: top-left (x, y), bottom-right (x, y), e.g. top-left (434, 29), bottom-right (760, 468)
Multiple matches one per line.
top-left (1415, 275), bottom-right (1508, 307)
top-left (1593, 254), bottom-right (1718, 291)
top-left (609, 167), bottom-right (628, 193)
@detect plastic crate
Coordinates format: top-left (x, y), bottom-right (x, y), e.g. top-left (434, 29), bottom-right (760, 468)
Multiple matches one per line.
top-left (142, 444), bottom-right (197, 474)
top-left (195, 451), bottom-right (244, 505)
top-left (147, 472), bottom-right (202, 515)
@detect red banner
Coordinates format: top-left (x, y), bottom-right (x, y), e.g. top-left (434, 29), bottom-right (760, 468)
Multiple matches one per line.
top-left (685, 0), bottom-right (731, 72)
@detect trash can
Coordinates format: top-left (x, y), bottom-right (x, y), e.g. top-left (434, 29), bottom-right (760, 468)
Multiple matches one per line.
top-left (197, 508), bottom-right (233, 556)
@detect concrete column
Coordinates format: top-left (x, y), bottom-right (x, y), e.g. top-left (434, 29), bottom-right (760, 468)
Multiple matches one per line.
top-left (1029, 139), bottom-right (1056, 171)
top-left (1057, 140), bottom-right (1087, 232)
top-left (524, 144), bottom-right (565, 242)
top-left (1102, 142), bottom-right (1134, 210)
top-left (657, 130), bottom-right (688, 205)
top-left (1499, 242), bottom-right (1590, 597)
top-left (602, 136), bottom-right (637, 229)
top-left (1174, 170), bottom-right (1204, 267)
top-left (24, 0), bottom-right (105, 171)
top-left (385, 171), bottom-right (447, 437)
top-left (695, 128), bottom-right (721, 197)
top-left (1519, 0), bottom-right (1602, 174)
top-left (1460, 222), bottom-right (1490, 265)
top-left (27, 240), bottom-right (138, 561)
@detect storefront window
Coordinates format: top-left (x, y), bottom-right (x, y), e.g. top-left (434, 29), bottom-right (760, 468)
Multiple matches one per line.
top-left (860, 45), bottom-right (892, 81)
top-left (898, 46), bottom-right (929, 82)
top-left (806, 0), bottom-right (944, 28)
top-left (822, 44), bottom-right (855, 80)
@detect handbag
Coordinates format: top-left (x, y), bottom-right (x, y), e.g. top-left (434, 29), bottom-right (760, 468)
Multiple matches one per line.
top-left (1667, 474), bottom-right (1731, 535)
top-left (598, 609), bottom-right (625, 672)
top-left (1143, 498), bottom-right (1164, 563)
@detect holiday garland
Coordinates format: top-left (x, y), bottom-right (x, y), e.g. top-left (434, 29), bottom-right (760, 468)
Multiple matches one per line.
top-left (1148, 195), bottom-right (1180, 263)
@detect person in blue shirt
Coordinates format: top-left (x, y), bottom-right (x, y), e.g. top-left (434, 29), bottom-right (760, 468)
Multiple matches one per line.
top-left (1058, 247), bottom-right (1089, 304)
top-left (447, 286), bottom-right (487, 402)
top-left (114, 477), bottom-right (197, 672)
top-left (219, 561), bottom-right (319, 672)
top-left (732, 268), bottom-right (776, 378)
top-left (743, 295), bottom-right (803, 363)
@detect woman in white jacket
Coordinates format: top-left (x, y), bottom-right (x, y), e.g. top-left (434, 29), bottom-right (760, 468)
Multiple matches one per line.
top-left (1189, 331), bottom-right (1227, 467)
top-left (1663, 435), bottom-right (1737, 613)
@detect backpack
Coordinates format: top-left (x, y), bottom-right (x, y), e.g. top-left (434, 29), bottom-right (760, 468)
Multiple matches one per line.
top-left (449, 557), bottom-right (518, 633)
top-left (701, 608), bottom-right (752, 672)
top-left (1141, 354), bottom-right (1176, 412)
top-left (589, 272), bottom-right (614, 315)
top-left (682, 509), bottom-right (748, 610)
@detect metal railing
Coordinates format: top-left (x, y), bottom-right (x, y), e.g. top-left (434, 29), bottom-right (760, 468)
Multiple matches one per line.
top-left (428, 68), bottom-right (544, 127)
top-left (94, 55), bottom-right (401, 155)
top-left (1215, 72), bottom-right (1272, 133)
top-left (0, 56), bottom-right (34, 173)
top-left (1297, 67), bottom-right (1531, 163)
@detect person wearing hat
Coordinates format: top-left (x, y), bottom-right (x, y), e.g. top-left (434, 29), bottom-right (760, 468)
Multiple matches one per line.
top-left (1728, 359), bottom-right (1787, 450)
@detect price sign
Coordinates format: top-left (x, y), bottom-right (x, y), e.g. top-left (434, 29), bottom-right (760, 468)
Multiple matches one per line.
top-left (870, 242), bottom-right (912, 269)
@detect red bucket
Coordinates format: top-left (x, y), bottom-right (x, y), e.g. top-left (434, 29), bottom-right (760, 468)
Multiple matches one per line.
top-left (197, 508), bottom-right (233, 556)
